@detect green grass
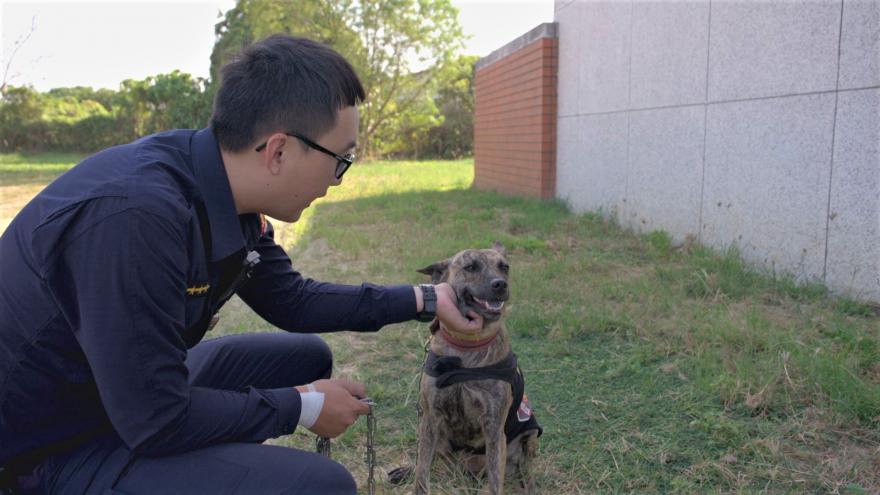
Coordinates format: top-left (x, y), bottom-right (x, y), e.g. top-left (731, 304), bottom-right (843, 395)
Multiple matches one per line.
top-left (2, 154), bottom-right (878, 493)
top-left (0, 152), bottom-right (84, 183)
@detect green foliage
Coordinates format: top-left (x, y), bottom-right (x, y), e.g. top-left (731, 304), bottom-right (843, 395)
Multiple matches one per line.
top-left (115, 71), bottom-right (212, 136)
top-left (0, 86), bottom-right (43, 150)
top-left (402, 54), bottom-right (478, 158)
top-left (372, 73), bottom-right (442, 157)
top-left (0, 71), bottom-right (211, 153)
top-left (834, 297), bottom-right (880, 318)
top-left (2, 2), bottom-right (470, 158)
top-left (41, 96), bottom-right (109, 124)
top-left (352, 0), bottom-right (465, 158)
top-left (645, 229), bottom-right (674, 257)
top-left (210, 0), bottom-right (354, 81)
top-left (210, 0), bottom-right (466, 158)
top-left (47, 86), bottom-right (117, 111)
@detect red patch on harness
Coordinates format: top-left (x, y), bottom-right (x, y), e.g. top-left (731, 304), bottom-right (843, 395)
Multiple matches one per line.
top-left (260, 214), bottom-right (268, 236)
top-left (517, 394), bottom-right (533, 422)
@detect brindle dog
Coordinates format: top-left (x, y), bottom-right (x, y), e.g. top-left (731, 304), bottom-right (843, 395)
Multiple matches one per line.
top-left (412, 243), bottom-right (539, 494)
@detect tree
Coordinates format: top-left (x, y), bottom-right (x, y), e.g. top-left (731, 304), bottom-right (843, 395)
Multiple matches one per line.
top-left (145, 71), bottom-right (212, 131)
top-left (42, 93), bottom-right (110, 124)
top-left (373, 70), bottom-right (442, 157)
top-left (114, 77), bottom-right (153, 137)
top-left (0, 85), bottom-right (43, 149)
top-left (422, 54), bottom-right (477, 158)
top-left (209, 0), bottom-right (465, 158)
top-left (114, 71), bottom-right (212, 137)
top-left (210, 0), bottom-right (352, 82)
top-left (1, 16), bottom-right (37, 96)
top-left (349, 0), bottom-right (464, 157)
top-left (48, 86), bottom-right (117, 112)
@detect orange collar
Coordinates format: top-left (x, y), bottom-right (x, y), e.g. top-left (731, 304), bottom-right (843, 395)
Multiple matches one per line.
top-left (438, 325), bottom-right (498, 352)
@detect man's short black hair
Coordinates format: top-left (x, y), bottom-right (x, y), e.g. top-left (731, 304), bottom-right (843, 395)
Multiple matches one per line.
top-left (211, 35), bottom-right (366, 152)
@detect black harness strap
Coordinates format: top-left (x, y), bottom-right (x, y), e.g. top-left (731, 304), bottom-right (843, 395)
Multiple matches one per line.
top-left (424, 352), bottom-right (519, 388)
top-left (424, 351), bottom-right (543, 453)
top-left (188, 199), bottom-right (260, 349)
top-left (193, 198), bottom-right (213, 262)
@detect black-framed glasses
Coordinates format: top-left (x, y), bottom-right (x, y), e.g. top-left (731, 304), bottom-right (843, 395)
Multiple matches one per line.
top-left (255, 131), bottom-right (355, 179)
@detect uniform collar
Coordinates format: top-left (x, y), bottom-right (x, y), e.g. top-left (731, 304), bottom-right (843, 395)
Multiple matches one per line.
top-left (190, 128), bottom-right (246, 262)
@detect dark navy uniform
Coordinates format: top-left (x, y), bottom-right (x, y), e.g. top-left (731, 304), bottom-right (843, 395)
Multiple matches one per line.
top-left (0, 129), bottom-right (417, 493)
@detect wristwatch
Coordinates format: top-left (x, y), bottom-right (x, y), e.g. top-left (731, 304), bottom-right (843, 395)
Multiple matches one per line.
top-left (417, 284), bottom-right (437, 322)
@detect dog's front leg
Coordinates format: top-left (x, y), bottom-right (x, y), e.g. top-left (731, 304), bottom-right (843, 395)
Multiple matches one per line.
top-left (481, 393), bottom-right (511, 495)
top-left (516, 431), bottom-right (539, 494)
top-left (414, 407), bottom-right (439, 495)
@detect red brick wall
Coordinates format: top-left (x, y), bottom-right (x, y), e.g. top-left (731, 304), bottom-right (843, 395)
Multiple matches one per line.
top-left (474, 37), bottom-right (558, 199)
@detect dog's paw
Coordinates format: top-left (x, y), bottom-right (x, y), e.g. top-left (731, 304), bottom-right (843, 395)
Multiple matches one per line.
top-left (386, 465), bottom-right (414, 485)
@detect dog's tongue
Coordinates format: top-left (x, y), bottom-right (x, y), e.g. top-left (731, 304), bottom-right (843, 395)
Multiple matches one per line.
top-left (474, 297), bottom-right (504, 311)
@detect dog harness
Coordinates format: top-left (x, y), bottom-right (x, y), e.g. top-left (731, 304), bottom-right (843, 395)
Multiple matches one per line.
top-left (424, 351), bottom-right (543, 454)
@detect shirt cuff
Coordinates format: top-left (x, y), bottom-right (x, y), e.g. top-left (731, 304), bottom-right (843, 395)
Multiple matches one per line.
top-left (265, 387), bottom-right (302, 436)
top-left (386, 284), bottom-right (419, 323)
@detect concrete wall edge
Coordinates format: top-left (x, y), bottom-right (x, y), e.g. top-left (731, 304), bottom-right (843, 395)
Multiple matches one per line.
top-left (475, 22), bottom-right (558, 72)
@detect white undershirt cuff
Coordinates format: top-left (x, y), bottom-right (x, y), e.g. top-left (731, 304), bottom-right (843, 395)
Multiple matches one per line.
top-left (297, 384), bottom-right (324, 428)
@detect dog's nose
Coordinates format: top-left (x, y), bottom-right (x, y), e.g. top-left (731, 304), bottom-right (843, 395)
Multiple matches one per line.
top-left (491, 278), bottom-right (508, 292)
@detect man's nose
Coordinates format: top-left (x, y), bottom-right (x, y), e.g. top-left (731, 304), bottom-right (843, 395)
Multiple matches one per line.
top-left (491, 278), bottom-right (507, 292)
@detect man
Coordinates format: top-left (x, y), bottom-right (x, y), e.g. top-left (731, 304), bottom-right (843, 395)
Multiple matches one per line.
top-left (0, 35), bottom-right (482, 494)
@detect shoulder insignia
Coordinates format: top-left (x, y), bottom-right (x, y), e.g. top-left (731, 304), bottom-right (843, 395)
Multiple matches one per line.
top-left (186, 284), bottom-right (210, 296)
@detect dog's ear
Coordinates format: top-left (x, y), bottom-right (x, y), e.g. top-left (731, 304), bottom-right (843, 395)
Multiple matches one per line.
top-left (492, 240), bottom-right (507, 256)
top-left (416, 259), bottom-right (450, 284)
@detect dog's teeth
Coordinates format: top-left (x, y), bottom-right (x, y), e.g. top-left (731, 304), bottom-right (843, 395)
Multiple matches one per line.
top-left (473, 296), bottom-right (504, 311)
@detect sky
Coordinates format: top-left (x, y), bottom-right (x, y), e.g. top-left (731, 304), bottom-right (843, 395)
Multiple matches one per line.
top-left (0, 0), bottom-right (555, 92)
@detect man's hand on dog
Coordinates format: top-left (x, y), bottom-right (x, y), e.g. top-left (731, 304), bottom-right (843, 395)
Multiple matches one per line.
top-left (434, 282), bottom-right (484, 334)
top-left (295, 379), bottom-right (370, 438)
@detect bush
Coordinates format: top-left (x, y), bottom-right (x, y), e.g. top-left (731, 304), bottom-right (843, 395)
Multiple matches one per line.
top-left (0, 71), bottom-right (210, 153)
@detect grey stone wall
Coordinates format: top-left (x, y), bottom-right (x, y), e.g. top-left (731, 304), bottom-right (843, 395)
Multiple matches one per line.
top-left (554, 0), bottom-right (880, 302)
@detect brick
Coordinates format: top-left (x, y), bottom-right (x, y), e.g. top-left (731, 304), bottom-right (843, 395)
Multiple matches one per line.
top-left (474, 34), bottom-right (558, 201)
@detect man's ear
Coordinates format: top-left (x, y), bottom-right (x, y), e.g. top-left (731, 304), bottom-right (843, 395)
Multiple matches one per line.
top-left (492, 240), bottom-right (507, 256)
top-left (264, 134), bottom-right (288, 175)
top-left (416, 259), bottom-right (451, 284)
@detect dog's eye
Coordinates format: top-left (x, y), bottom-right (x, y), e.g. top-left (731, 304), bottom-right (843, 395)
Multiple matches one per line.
top-left (498, 262), bottom-right (509, 273)
top-left (464, 262), bottom-right (480, 272)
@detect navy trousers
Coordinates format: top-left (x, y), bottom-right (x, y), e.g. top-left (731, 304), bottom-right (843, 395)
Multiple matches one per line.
top-left (33, 333), bottom-right (356, 495)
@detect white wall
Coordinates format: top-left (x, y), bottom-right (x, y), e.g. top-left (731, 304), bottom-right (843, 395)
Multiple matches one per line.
top-left (555, 0), bottom-right (880, 302)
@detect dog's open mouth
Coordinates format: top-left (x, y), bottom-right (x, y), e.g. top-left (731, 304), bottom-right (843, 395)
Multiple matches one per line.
top-left (463, 291), bottom-right (507, 317)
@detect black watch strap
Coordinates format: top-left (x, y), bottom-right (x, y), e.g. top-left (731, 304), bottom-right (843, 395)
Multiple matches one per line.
top-left (417, 284), bottom-right (437, 322)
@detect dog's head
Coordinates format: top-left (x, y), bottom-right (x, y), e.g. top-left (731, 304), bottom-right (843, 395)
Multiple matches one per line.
top-left (417, 242), bottom-right (509, 323)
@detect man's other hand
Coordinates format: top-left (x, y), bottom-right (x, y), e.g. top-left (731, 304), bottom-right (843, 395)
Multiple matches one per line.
top-left (295, 379), bottom-right (370, 438)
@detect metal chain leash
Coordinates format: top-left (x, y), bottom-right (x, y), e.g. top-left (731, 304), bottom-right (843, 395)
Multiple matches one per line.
top-left (315, 398), bottom-right (377, 495)
top-left (364, 402), bottom-right (376, 495)
top-left (315, 435), bottom-right (331, 457)
top-left (416, 335), bottom-right (432, 419)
